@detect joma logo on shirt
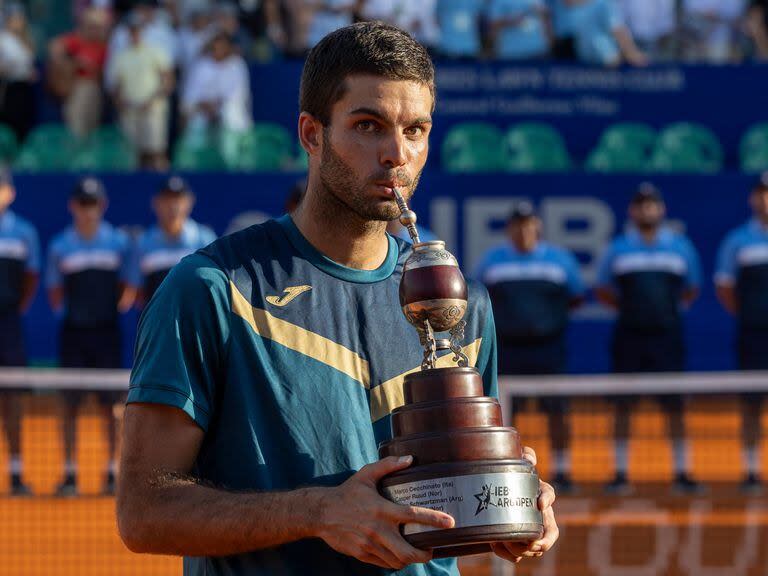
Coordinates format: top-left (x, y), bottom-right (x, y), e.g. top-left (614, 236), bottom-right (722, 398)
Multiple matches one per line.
top-left (265, 285), bottom-right (312, 307)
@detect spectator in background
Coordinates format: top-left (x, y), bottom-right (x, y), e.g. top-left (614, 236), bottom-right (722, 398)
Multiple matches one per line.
top-left (106, 0), bottom-right (178, 75)
top-left (132, 176), bottom-right (216, 306)
top-left (682, 0), bottom-right (747, 63)
top-left (474, 202), bottom-right (584, 492)
top-left (213, 2), bottom-right (252, 56)
top-left (0, 3), bottom-right (37, 143)
top-left (488, 0), bottom-right (552, 60)
top-left (47, 177), bottom-right (135, 496)
top-left (619, 0), bottom-right (677, 60)
top-left (747, 0), bottom-right (768, 59)
top-left (108, 14), bottom-right (174, 170)
top-left (595, 184), bottom-right (701, 494)
top-left (284, 179), bottom-right (307, 213)
top-left (177, 8), bottom-right (214, 79)
top-left (48, 7), bottom-right (109, 139)
top-left (181, 31), bottom-right (252, 160)
top-left (436, 0), bottom-right (485, 58)
top-left (359, 0), bottom-right (440, 50)
top-left (715, 175), bottom-right (768, 492)
top-left (563, 0), bottom-right (647, 66)
top-left (305, 0), bottom-right (358, 49)
top-left (0, 170), bottom-right (39, 496)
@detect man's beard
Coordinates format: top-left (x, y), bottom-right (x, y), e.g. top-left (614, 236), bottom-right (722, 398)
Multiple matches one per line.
top-left (319, 132), bottom-right (421, 222)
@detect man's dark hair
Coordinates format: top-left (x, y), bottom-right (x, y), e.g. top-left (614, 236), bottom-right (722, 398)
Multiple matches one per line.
top-left (300, 22), bottom-right (435, 126)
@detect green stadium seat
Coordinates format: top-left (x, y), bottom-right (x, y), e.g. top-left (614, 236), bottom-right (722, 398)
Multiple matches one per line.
top-left (0, 124), bottom-right (17, 164)
top-left (585, 147), bottom-right (649, 172)
top-left (73, 141), bottom-right (137, 171)
top-left (503, 123), bottom-right (570, 171)
top-left (651, 123), bottom-right (723, 173)
top-left (226, 124), bottom-right (294, 171)
top-left (17, 124), bottom-right (83, 170)
top-left (740, 123), bottom-right (768, 172)
top-left (173, 140), bottom-right (227, 171)
top-left (441, 122), bottom-right (504, 172)
top-left (598, 123), bottom-right (656, 156)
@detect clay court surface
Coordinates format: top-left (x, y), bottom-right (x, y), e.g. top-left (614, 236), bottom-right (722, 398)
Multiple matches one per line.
top-left (2, 394), bottom-right (767, 575)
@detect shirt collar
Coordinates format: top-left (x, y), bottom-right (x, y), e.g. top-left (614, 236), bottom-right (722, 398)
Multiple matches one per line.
top-left (277, 214), bottom-right (399, 284)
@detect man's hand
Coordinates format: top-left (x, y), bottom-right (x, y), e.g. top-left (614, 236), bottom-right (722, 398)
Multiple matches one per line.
top-left (314, 456), bottom-right (455, 570)
top-left (491, 447), bottom-right (559, 563)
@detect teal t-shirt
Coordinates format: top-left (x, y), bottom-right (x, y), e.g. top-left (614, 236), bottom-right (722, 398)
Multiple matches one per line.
top-left (128, 215), bottom-right (498, 576)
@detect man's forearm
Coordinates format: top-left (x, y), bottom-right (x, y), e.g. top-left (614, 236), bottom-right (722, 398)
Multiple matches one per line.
top-left (118, 472), bottom-right (325, 556)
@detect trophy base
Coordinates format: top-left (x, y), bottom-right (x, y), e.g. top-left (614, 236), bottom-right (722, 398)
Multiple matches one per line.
top-left (380, 460), bottom-right (543, 557)
top-left (411, 523), bottom-right (545, 558)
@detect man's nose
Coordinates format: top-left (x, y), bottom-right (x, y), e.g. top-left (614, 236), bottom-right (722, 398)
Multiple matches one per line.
top-left (380, 133), bottom-right (408, 169)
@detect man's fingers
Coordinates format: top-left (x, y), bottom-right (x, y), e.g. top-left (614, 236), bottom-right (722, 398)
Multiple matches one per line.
top-left (530, 505), bottom-right (559, 552)
top-left (373, 528), bottom-right (433, 567)
top-left (491, 542), bottom-right (524, 563)
top-left (522, 446), bottom-right (537, 466)
top-left (538, 480), bottom-right (556, 510)
top-left (356, 456), bottom-right (413, 484)
top-left (388, 503), bottom-right (455, 530)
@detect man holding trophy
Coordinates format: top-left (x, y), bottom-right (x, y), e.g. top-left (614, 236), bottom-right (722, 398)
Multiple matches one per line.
top-left (117, 21), bottom-right (558, 575)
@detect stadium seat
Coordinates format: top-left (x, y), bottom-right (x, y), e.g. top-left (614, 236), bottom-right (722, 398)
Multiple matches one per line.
top-left (651, 123), bottom-right (723, 172)
top-left (16, 124), bottom-right (83, 171)
top-left (597, 123), bottom-right (656, 156)
top-left (225, 124), bottom-right (294, 171)
top-left (73, 141), bottom-right (137, 171)
top-left (585, 147), bottom-right (649, 172)
top-left (740, 123), bottom-right (768, 172)
top-left (173, 139), bottom-right (227, 171)
top-left (502, 123), bottom-right (571, 172)
top-left (0, 124), bottom-right (17, 163)
top-left (441, 122), bottom-right (504, 172)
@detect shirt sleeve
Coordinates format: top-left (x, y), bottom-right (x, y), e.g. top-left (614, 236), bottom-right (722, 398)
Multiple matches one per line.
top-left (681, 237), bottom-right (702, 289)
top-left (24, 223), bottom-right (40, 273)
top-left (473, 284), bottom-right (498, 400)
top-left (561, 250), bottom-right (585, 297)
top-left (715, 230), bottom-right (739, 286)
top-left (46, 240), bottom-right (61, 289)
top-left (128, 252), bottom-right (230, 431)
top-left (595, 242), bottom-right (616, 289)
top-left (118, 232), bottom-right (134, 285)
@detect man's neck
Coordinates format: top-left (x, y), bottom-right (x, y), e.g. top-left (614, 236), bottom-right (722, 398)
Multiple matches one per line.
top-left (161, 221), bottom-right (184, 239)
top-left (292, 187), bottom-right (389, 270)
top-left (75, 222), bottom-right (100, 240)
top-left (637, 225), bottom-right (659, 244)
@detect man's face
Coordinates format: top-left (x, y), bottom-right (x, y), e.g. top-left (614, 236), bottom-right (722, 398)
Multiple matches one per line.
top-left (750, 188), bottom-right (768, 222)
top-left (70, 199), bottom-right (105, 228)
top-left (0, 184), bottom-right (15, 212)
top-left (211, 38), bottom-right (230, 60)
top-left (629, 199), bottom-right (665, 229)
top-left (154, 194), bottom-right (193, 229)
top-left (316, 75), bottom-right (432, 222)
top-left (508, 218), bottom-right (539, 252)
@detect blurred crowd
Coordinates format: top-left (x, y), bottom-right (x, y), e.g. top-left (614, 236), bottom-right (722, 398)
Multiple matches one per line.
top-left (0, 0), bottom-right (767, 169)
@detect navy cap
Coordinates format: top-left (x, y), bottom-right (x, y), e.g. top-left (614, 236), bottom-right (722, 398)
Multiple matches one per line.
top-left (508, 201), bottom-right (537, 222)
top-left (631, 182), bottom-right (663, 204)
top-left (71, 177), bottom-right (106, 202)
top-left (158, 176), bottom-right (192, 196)
top-left (753, 172), bottom-right (768, 192)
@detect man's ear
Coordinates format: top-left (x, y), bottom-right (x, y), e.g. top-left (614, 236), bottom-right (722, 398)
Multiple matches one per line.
top-left (298, 112), bottom-right (323, 156)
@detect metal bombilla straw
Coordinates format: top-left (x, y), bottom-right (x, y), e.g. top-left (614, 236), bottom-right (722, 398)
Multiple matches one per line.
top-left (392, 187), bottom-right (421, 245)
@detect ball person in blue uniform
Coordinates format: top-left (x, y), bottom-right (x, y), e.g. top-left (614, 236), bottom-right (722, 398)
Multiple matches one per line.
top-left (132, 176), bottom-right (216, 306)
top-left (117, 23), bottom-right (558, 576)
top-left (595, 183), bottom-right (701, 494)
top-left (715, 174), bottom-right (768, 491)
top-left (47, 178), bottom-right (135, 496)
top-left (475, 202), bottom-right (584, 493)
top-left (0, 170), bottom-right (40, 496)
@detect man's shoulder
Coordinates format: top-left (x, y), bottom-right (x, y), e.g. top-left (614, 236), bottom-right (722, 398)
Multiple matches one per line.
top-left (197, 218), bottom-right (286, 275)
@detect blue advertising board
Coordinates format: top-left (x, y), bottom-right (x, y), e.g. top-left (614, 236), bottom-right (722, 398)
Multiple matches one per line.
top-left (10, 172), bottom-right (756, 373)
top-left (246, 62), bottom-right (768, 169)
